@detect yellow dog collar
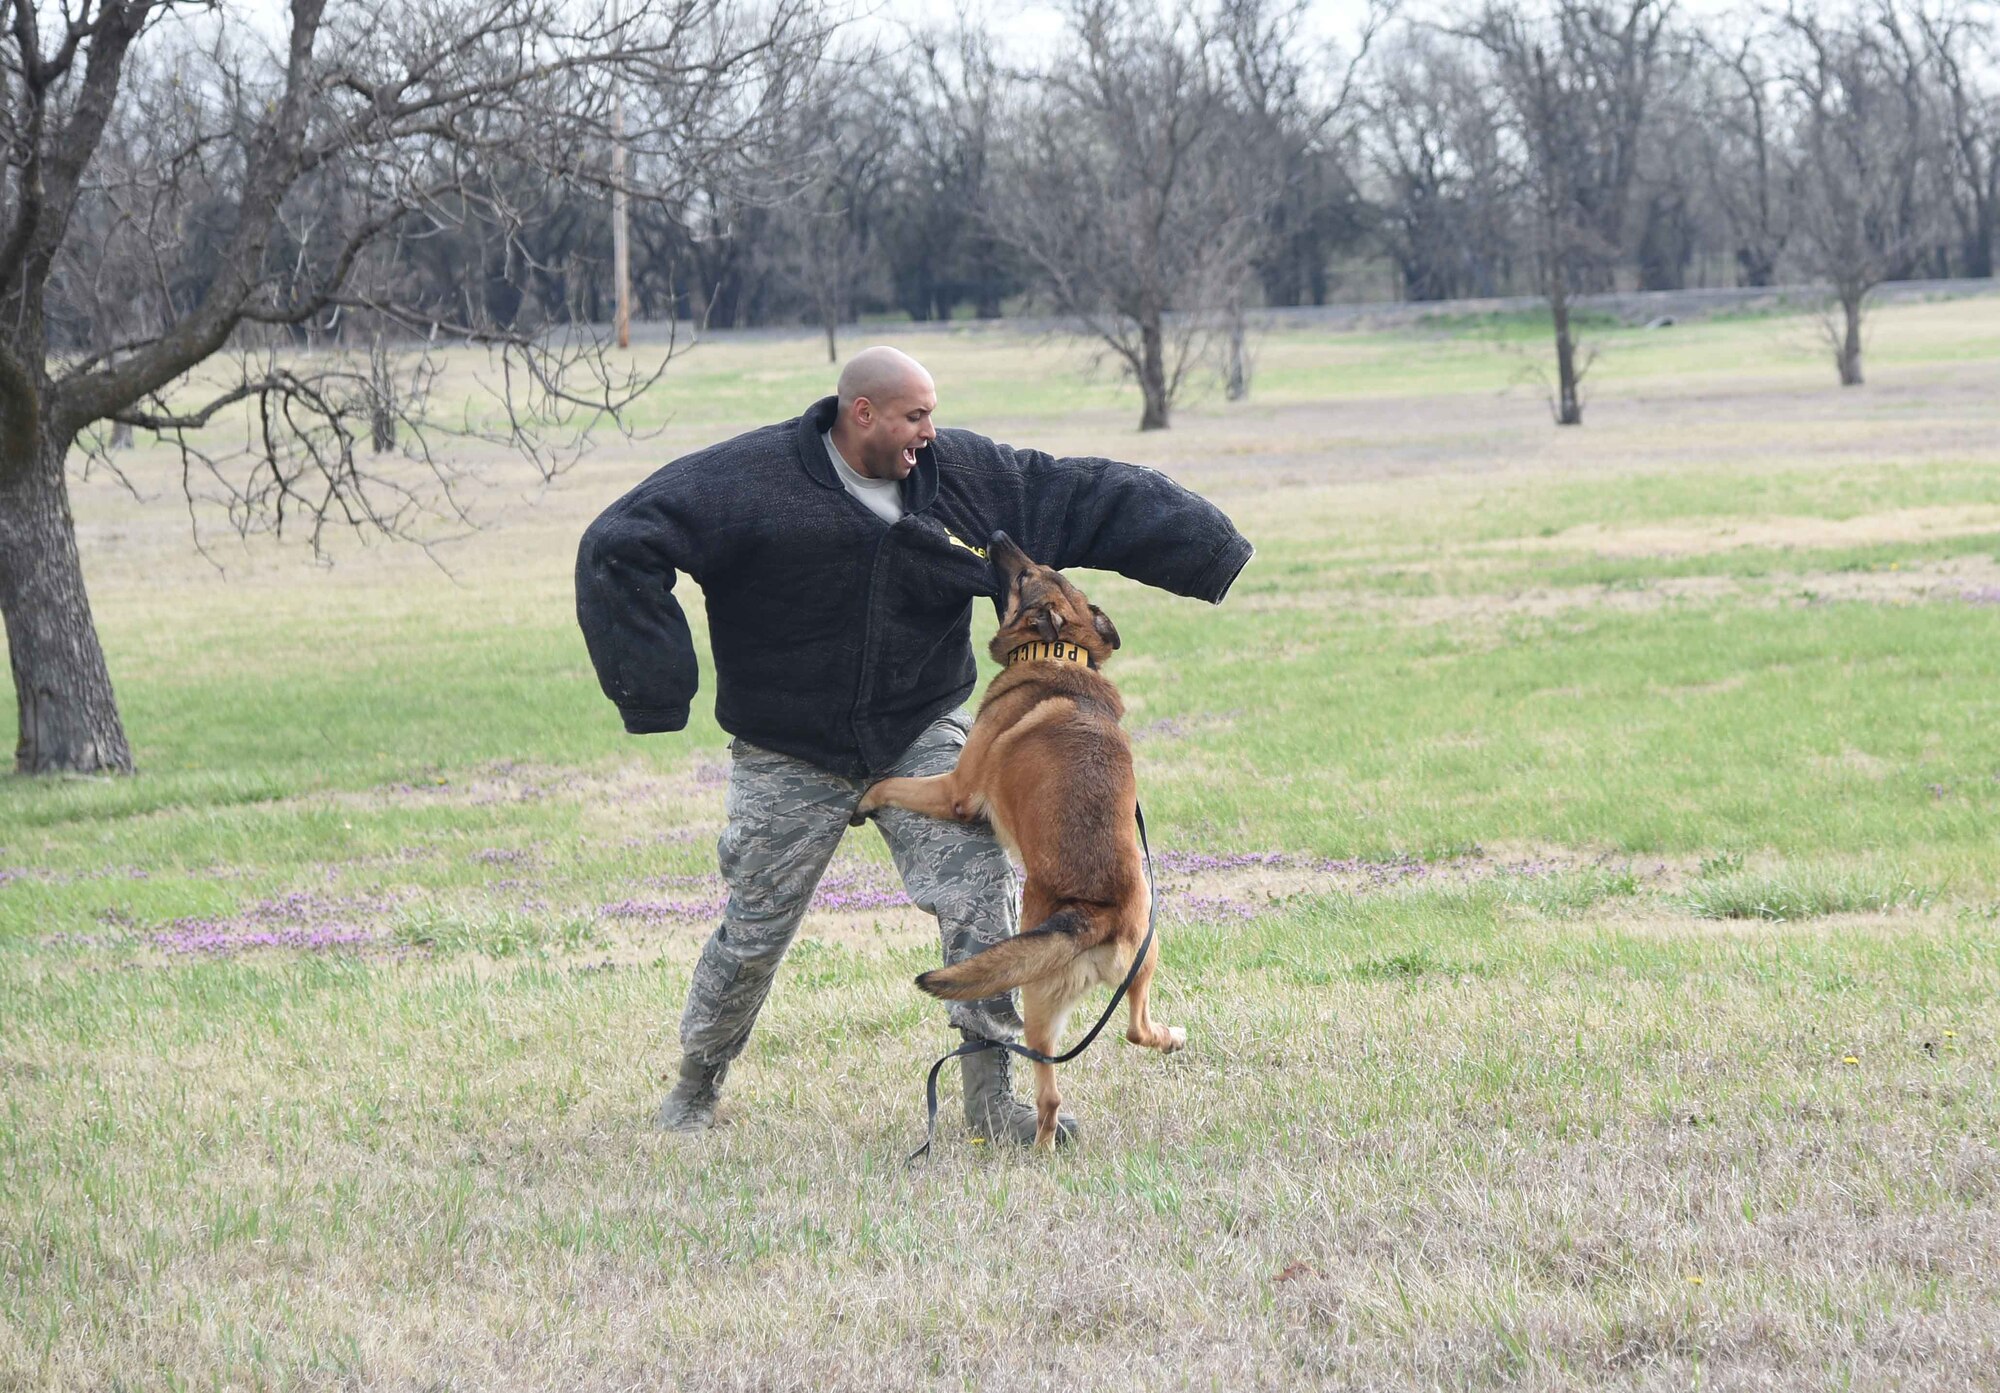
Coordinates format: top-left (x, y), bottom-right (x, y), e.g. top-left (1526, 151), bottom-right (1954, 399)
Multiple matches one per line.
top-left (1003, 640), bottom-right (1092, 670)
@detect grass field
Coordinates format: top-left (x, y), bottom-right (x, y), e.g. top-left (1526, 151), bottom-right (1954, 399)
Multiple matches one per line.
top-left (3, 295), bottom-right (1998, 1389)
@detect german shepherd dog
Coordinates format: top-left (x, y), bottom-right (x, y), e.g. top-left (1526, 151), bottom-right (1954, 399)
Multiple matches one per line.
top-left (855, 532), bottom-right (1184, 1147)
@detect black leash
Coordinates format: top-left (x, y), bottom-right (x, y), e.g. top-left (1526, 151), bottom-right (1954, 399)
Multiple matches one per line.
top-left (908, 804), bottom-right (1157, 1163)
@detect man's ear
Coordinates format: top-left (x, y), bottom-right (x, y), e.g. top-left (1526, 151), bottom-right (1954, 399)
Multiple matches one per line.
top-left (1090, 604), bottom-right (1120, 650)
top-left (1032, 607), bottom-right (1063, 643)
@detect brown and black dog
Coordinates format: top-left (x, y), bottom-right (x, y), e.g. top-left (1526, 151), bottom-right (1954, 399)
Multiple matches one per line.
top-left (855, 532), bottom-right (1183, 1147)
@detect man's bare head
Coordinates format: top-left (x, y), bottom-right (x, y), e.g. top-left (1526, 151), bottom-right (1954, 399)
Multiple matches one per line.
top-left (831, 347), bottom-right (937, 482)
top-left (837, 346), bottom-right (932, 414)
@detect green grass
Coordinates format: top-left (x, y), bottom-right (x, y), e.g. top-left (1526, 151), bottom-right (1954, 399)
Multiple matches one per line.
top-left (1681, 860), bottom-right (1939, 921)
top-left (3, 293), bottom-right (1999, 1388)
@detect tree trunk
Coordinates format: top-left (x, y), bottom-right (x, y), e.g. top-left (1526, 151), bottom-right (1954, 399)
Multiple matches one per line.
top-left (1837, 290), bottom-right (1865, 386)
top-left (1735, 246), bottom-right (1776, 288)
top-left (369, 333), bottom-right (397, 454)
top-left (0, 431), bottom-right (135, 774)
top-left (1549, 266), bottom-right (1582, 427)
top-left (823, 313), bottom-right (838, 365)
top-left (1137, 315), bottom-right (1170, 431)
top-left (1224, 309), bottom-right (1249, 403)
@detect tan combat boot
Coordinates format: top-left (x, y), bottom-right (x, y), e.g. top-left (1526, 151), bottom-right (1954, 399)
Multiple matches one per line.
top-left (655, 1056), bottom-right (729, 1132)
top-left (959, 1032), bottom-right (1079, 1146)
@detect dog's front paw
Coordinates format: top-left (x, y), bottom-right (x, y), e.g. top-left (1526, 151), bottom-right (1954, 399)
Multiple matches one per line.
top-left (1162, 1026), bottom-right (1187, 1053)
top-left (849, 784), bottom-right (886, 826)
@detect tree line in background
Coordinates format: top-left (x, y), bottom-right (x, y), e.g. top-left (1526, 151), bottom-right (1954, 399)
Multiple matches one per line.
top-left (32, 2), bottom-right (2000, 418)
top-left (1, 0), bottom-right (1996, 774)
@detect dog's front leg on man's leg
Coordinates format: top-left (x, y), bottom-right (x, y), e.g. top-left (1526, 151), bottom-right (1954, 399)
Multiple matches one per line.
top-left (854, 773), bottom-right (960, 822)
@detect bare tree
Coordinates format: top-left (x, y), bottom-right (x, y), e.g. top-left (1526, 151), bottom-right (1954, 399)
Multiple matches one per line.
top-left (638, 174), bottom-right (778, 329)
top-left (880, 19), bottom-right (1019, 322)
top-left (0, 0), bottom-right (819, 775)
top-left (1461, 0), bottom-right (1674, 424)
top-left (1694, 24), bottom-right (1796, 287)
top-left (771, 51), bottom-right (900, 363)
top-left (1206, 0), bottom-right (1382, 397)
top-left (1777, 2), bottom-right (1943, 385)
top-left (1364, 28), bottom-right (1518, 299)
top-left (1217, 0), bottom-right (1381, 321)
top-left (1629, 29), bottom-right (1711, 290)
top-left (1913, 1), bottom-right (1999, 278)
top-left (992, 0), bottom-right (1272, 431)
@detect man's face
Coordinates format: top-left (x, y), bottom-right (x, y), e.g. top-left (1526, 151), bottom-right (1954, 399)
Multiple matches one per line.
top-left (850, 377), bottom-right (938, 481)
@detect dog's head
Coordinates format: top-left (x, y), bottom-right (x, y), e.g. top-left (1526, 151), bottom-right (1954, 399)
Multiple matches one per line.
top-left (987, 531), bottom-right (1120, 668)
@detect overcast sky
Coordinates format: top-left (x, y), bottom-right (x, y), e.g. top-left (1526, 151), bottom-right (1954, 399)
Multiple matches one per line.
top-left (871, 0), bottom-right (1389, 60)
top-left (884, 0), bottom-right (1768, 52)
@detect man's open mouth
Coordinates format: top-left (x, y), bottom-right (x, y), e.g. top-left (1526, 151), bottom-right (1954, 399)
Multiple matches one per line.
top-left (901, 446), bottom-right (918, 468)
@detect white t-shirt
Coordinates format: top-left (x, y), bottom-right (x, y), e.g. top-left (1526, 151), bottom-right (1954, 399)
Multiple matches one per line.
top-left (823, 431), bottom-right (904, 526)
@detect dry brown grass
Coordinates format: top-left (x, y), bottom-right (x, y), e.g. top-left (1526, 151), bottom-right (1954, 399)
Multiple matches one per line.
top-left (7, 907), bottom-right (1994, 1390)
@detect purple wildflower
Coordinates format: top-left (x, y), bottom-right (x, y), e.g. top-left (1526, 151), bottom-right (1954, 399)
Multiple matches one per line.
top-left (601, 863), bottom-right (914, 925)
top-left (1169, 893), bottom-right (1260, 922)
top-left (809, 867), bottom-right (913, 912)
top-left (151, 920), bottom-right (379, 955)
top-left (601, 895), bottom-right (731, 922)
top-left (135, 888), bottom-right (406, 960)
top-left (1156, 849), bottom-right (1291, 874)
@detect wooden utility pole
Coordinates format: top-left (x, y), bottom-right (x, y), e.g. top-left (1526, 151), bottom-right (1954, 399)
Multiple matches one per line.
top-left (612, 99), bottom-right (631, 349)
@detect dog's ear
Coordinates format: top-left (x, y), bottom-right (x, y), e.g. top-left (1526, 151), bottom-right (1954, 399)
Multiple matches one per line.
top-left (1090, 604), bottom-right (1120, 650)
top-left (1032, 606), bottom-right (1063, 643)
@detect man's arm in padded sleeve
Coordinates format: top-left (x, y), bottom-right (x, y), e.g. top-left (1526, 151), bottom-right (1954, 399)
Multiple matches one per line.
top-left (574, 483), bottom-right (706, 734)
top-left (1011, 448), bottom-right (1253, 602)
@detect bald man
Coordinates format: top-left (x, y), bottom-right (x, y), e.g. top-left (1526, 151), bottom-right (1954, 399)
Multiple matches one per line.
top-left (577, 347), bottom-right (1252, 1146)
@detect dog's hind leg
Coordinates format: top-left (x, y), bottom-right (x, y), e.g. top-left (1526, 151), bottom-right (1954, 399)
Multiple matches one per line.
top-left (1019, 981), bottom-right (1075, 1150)
top-left (1122, 932), bottom-right (1186, 1055)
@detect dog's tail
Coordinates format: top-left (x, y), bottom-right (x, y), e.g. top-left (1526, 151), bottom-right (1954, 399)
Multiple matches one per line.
top-left (915, 909), bottom-right (1089, 1000)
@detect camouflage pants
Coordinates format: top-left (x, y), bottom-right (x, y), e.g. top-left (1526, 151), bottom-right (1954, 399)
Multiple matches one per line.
top-left (679, 708), bottom-right (1023, 1069)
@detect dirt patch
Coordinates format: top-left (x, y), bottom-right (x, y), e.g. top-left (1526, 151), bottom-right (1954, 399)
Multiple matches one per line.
top-left (1815, 748), bottom-right (1896, 781)
top-left (1507, 504), bottom-right (2000, 560)
top-left (1141, 843), bottom-right (1660, 923)
top-left (1130, 709), bottom-right (1242, 743)
top-left (1595, 901), bottom-right (1961, 939)
top-left (305, 755), bottom-right (730, 815)
top-left (597, 856), bottom-right (939, 954)
top-left (1372, 553), bottom-right (2000, 626)
top-left (1652, 674), bottom-right (1748, 698)
top-left (36, 832), bottom-right (1678, 974)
